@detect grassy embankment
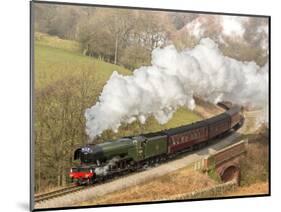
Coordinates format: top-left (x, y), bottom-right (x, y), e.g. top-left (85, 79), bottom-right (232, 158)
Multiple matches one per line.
top-left (80, 167), bottom-right (216, 206)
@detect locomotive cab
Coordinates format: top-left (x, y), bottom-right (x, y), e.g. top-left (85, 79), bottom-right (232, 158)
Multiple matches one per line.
top-left (74, 148), bottom-right (81, 160)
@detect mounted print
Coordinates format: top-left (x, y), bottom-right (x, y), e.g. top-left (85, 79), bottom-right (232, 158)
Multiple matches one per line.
top-left (30, 1), bottom-right (270, 211)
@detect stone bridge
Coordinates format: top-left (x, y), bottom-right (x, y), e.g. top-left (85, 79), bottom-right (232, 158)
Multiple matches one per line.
top-left (194, 140), bottom-right (248, 184)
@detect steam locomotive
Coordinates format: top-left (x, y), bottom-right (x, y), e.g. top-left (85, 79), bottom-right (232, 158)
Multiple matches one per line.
top-left (69, 104), bottom-right (244, 185)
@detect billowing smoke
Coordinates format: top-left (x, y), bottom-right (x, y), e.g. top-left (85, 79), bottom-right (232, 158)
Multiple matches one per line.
top-left (184, 15), bottom-right (268, 51)
top-left (85, 38), bottom-right (268, 141)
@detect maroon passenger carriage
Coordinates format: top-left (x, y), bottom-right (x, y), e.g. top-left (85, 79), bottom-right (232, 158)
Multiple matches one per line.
top-left (165, 105), bottom-right (244, 154)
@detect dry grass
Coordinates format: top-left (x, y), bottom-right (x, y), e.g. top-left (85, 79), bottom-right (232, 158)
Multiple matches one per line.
top-left (225, 182), bottom-right (268, 196)
top-left (35, 32), bottom-right (81, 53)
top-left (240, 126), bottom-right (269, 186)
top-left (80, 168), bottom-right (216, 206)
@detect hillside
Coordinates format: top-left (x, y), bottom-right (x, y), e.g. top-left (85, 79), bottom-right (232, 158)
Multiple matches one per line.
top-left (34, 33), bottom-right (201, 138)
top-left (34, 33), bottom-right (201, 192)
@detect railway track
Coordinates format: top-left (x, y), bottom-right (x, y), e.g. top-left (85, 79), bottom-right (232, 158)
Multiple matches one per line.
top-left (34, 185), bottom-right (86, 203)
top-left (34, 169), bottom-right (141, 203)
top-left (34, 172), bottom-right (136, 204)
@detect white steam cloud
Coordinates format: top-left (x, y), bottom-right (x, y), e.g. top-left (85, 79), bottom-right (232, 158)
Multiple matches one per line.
top-left (220, 16), bottom-right (248, 38)
top-left (85, 38), bottom-right (268, 140)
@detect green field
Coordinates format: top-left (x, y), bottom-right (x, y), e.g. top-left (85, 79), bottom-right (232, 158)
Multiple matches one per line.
top-left (35, 33), bottom-right (131, 90)
top-left (34, 33), bottom-right (201, 191)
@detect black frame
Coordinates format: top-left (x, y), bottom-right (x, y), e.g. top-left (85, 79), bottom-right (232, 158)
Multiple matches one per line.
top-left (30, 0), bottom-right (271, 211)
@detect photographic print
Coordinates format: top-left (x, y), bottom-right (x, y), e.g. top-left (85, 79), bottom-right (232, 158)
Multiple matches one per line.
top-left (31, 1), bottom-right (270, 210)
